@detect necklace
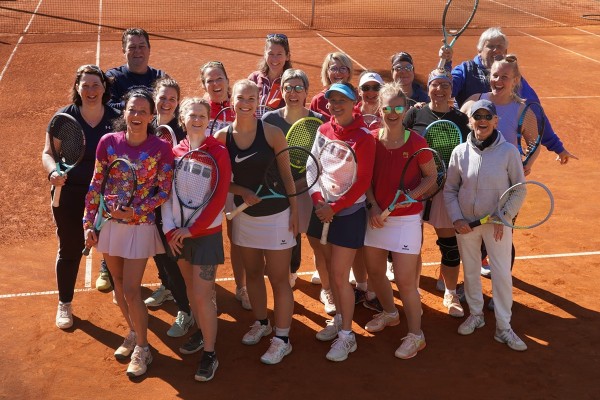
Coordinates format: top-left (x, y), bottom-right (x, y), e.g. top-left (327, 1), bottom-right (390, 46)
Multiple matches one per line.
top-left (427, 105), bottom-right (450, 121)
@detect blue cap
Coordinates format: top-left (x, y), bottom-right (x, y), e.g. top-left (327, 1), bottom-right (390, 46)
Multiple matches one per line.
top-left (469, 99), bottom-right (497, 117)
top-left (325, 83), bottom-right (357, 101)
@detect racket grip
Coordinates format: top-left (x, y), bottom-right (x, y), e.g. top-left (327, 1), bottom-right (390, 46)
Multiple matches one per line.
top-left (226, 203), bottom-right (249, 220)
top-left (82, 246), bottom-right (91, 256)
top-left (422, 199), bottom-right (432, 221)
top-left (320, 222), bottom-right (330, 245)
top-left (380, 208), bottom-right (392, 220)
top-left (437, 57), bottom-right (446, 69)
top-left (468, 220), bottom-right (483, 229)
top-left (52, 186), bottom-right (62, 208)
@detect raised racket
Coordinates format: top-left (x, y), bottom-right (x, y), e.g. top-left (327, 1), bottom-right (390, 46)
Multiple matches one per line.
top-left (316, 140), bottom-right (358, 245)
top-left (82, 158), bottom-right (137, 256)
top-left (225, 146), bottom-right (319, 220)
top-left (380, 148), bottom-right (446, 219)
top-left (208, 106), bottom-right (234, 136)
top-left (155, 124), bottom-right (177, 148)
top-left (437, 0), bottom-right (480, 68)
top-left (517, 102), bottom-right (545, 167)
top-left (174, 149), bottom-right (219, 227)
top-left (468, 181), bottom-right (554, 230)
top-left (422, 119), bottom-right (463, 220)
top-left (286, 117), bottom-right (322, 172)
top-left (48, 113), bottom-right (86, 207)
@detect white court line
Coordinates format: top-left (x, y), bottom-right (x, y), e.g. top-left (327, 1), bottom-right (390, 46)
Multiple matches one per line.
top-left (1, 250), bottom-right (599, 299)
top-left (488, 0), bottom-right (567, 26)
top-left (271, 0), bottom-right (309, 28)
top-left (540, 96), bottom-right (600, 99)
top-left (517, 30), bottom-right (600, 64)
top-left (0, 0), bottom-right (43, 83)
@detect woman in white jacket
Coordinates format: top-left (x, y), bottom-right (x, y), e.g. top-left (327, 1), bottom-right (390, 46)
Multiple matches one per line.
top-left (444, 99), bottom-right (527, 352)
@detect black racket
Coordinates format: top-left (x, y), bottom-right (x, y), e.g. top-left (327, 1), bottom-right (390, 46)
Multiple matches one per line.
top-left (208, 106), bottom-right (234, 136)
top-left (380, 148), bottom-right (446, 219)
top-left (174, 149), bottom-right (219, 227)
top-left (48, 113), bottom-right (86, 207)
top-left (82, 158), bottom-right (137, 256)
top-left (517, 102), bottom-right (545, 167)
top-left (437, 0), bottom-right (480, 68)
top-left (225, 146), bottom-right (319, 220)
top-left (156, 124), bottom-right (177, 148)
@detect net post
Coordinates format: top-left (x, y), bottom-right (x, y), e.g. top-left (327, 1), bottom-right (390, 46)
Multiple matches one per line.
top-left (310, 0), bottom-right (316, 29)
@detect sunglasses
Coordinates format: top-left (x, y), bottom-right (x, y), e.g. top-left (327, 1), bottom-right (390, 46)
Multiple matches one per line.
top-left (283, 85), bottom-right (305, 93)
top-left (360, 84), bottom-right (381, 92)
top-left (267, 33), bottom-right (288, 41)
top-left (328, 66), bottom-right (350, 74)
top-left (382, 106), bottom-right (405, 114)
top-left (393, 65), bottom-right (414, 72)
top-left (472, 114), bottom-right (494, 120)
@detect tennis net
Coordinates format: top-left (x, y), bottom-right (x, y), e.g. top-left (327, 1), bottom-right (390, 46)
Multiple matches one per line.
top-left (1, 0), bottom-right (598, 34)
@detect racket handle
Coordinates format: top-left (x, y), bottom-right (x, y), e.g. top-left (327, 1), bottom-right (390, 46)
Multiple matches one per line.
top-left (422, 199), bottom-right (432, 221)
top-left (52, 186), bottom-right (62, 207)
top-left (82, 246), bottom-right (91, 256)
top-left (226, 202), bottom-right (249, 220)
top-left (468, 220), bottom-right (483, 229)
top-left (437, 57), bottom-right (446, 69)
top-left (320, 222), bottom-right (330, 245)
top-left (380, 208), bottom-right (392, 220)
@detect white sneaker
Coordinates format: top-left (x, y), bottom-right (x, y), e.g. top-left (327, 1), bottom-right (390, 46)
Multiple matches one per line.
top-left (167, 311), bottom-right (195, 338)
top-left (311, 271), bottom-right (321, 285)
top-left (144, 285), bottom-right (173, 307)
top-left (114, 331), bottom-right (136, 360)
top-left (481, 258), bottom-right (492, 278)
top-left (364, 311), bottom-right (400, 333)
top-left (458, 314), bottom-right (485, 335)
top-left (320, 289), bottom-right (336, 315)
top-left (235, 286), bottom-right (252, 311)
top-left (316, 315), bottom-right (341, 341)
top-left (395, 332), bottom-right (426, 359)
top-left (326, 332), bottom-right (357, 362)
top-left (242, 320), bottom-right (272, 345)
top-left (55, 302), bottom-right (73, 329)
top-left (260, 337), bottom-right (292, 364)
top-left (386, 260), bottom-right (395, 282)
top-left (494, 328), bottom-right (528, 351)
top-left (443, 293), bottom-right (465, 318)
top-left (126, 345), bottom-right (152, 377)
top-left (289, 273), bottom-right (298, 289)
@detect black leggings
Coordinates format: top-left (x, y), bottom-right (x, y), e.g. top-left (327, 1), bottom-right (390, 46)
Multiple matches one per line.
top-left (52, 185), bottom-right (87, 303)
top-left (290, 233), bottom-right (301, 274)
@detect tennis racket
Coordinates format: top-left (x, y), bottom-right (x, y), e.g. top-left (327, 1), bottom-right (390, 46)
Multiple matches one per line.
top-left (422, 119), bottom-right (463, 220)
top-left (468, 181), bottom-right (554, 230)
top-left (362, 114), bottom-right (381, 130)
top-left (437, 0), bottom-right (480, 68)
top-left (156, 124), bottom-right (177, 148)
top-left (174, 149), bottom-right (219, 227)
top-left (517, 102), bottom-right (545, 167)
top-left (82, 158), bottom-right (137, 256)
top-left (316, 140), bottom-right (358, 245)
top-left (208, 106), bottom-right (234, 137)
top-left (48, 113), bottom-right (86, 207)
top-left (225, 146), bottom-right (319, 220)
top-left (255, 104), bottom-right (274, 119)
top-left (286, 117), bottom-right (322, 172)
top-left (380, 148), bottom-right (446, 219)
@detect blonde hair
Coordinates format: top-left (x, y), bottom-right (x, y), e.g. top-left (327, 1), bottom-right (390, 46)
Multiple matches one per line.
top-left (378, 81), bottom-right (408, 109)
top-left (491, 54), bottom-right (524, 102)
top-left (178, 97), bottom-right (211, 129)
top-left (231, 79), bottom-right (259, 99)
top-left (320, 52), bottom-right (353, 87)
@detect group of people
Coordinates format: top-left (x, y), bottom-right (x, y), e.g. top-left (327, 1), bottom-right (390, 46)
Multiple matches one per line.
top-left (42, 27), bottom-right (576, 381)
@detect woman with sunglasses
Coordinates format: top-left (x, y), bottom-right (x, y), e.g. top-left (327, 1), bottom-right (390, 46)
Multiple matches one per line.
top-left (444, 99), bottom-right (527, 352)
top-left (213, 79), bottom-right (297, 365)
top-left (362, 82), bottom-right (437, 359)
top-left (262, 69), bottom-right (327, 291)
top-left (390, 52), bottom-right (429, 107)
top-left (200, 61), bottom-right (252, 313)
top-left (249, 34), bottom-right (292, 112)
top-left (403, 68), bottom-right (470, 318)
top-left (310, 52), bottom-right (354, 120)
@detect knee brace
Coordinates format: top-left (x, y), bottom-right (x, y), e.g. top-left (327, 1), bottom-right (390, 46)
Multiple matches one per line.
top-left (436, 237), bottom-right (460, 267)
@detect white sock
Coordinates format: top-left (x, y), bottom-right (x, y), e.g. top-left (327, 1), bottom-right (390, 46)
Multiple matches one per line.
top-left (356, 282), bottom-right (367, 291)
top-left (275, 327), bottom-right (290, 337)
top-left (445, 289), bottom-right (457, 296)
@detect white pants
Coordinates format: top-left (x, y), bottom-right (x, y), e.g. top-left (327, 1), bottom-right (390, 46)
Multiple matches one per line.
top-left (456, 223), bottom-right (513, 330)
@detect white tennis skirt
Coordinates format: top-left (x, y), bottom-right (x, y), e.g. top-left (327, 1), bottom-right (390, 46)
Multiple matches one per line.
top-left (232, 208), bottom-right (296, 250)
top-left (364, 213), bottom-right (422, 254)
top-left (424, 190), bottom-right (453, 229)
top-left (97, 220), bottom-right (165, 259)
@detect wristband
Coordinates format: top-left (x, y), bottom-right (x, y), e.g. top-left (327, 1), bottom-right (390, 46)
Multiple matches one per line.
top-left (48, 169), bottom-right (57, 181)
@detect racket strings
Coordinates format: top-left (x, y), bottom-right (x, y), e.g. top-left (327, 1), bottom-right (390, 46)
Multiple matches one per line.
top-left (520, 106), bottom-right (545, 156)
top-left (319, 143), bottom-right (356, 199)
top-left (156, 126), bottom-right (175, 147)
top-left (425, 122), bottom-right (462, 166)
top-left (402, 150), bottom-right (445, 201)
top-left (500, 183), bottom-right (553, 228)
top-left (175, 154), bottom-right (217, 209)
top-left (287, 121), bottom-right (321, 149)
top-left (52, 121), bottom-right (85, 165)
top-left (444, 0), bottom-right (478, 34)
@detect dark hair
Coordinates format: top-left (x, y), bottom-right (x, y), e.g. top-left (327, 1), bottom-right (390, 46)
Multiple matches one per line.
top-left (113, 88), bottom-right (156, 134)
top-left (152, 75), bottom-right (181, 101)
top-left (199, 61), bottom-right (232, 98)
top-left (258, 34), bottom-right (292, 76)
top-left (122, 28), bottom-right (150, 50)
top-left (71, 64), bottom-right (112, 106)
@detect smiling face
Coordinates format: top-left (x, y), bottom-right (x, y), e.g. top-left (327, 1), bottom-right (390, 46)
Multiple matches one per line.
top-left (327, 59), bottom-right (351, 84)
top-left (359, 80), bottom-right (381, 105)
top-left (123, 34), bottom-right (150, 74)
top-left (282, 77), bottom-right (307, 109)
top-left (327, 91), bottom-right (355, 126)
top-left (232, 83), bottom-right (259, 118)
top-left (490, 62), bottom-right (518, 99)
top-left (124, 96), bottom-right (153, 134)
top-left (265, 42), bottom-right (289, 77)
top-left (154, 86), bottom-right (179, 120)
top-left (182, 102), bottom-right (209, 135)
top-left (428, 78), bottom-right (452, 104)
top-left (202, 66), bottom-right (229, 103)
top-left (480, 37), bottom-right (507, 69)
top-left (77, 73), bottom-right (105, 106)
top-left (380, 94), bottom-right (406, 130)
top-left (470, 109), bottom-right (498, 141)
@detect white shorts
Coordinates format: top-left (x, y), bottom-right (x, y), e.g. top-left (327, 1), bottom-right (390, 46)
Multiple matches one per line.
top-left (232, 208), bottom-right (296, 250)
top-left (364, 213), bottom-right (422, 254)
top-left (424, 190), bottom-right (453, 229)
top-left (97, 220), bottom-right (164, 259)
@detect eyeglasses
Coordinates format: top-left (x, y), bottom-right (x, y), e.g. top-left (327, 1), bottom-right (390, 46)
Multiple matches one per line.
top-left (360, 84), bottom-right (381, 92)
top-left (382, 106), bottom-right (405, 114)
top-left (283, 85), bottom-right (305, 93)
top-left (472, 114), bottom-right (494, 120)
top-left (393, 65), bottom-right (414, 72)
top-left (267, 33), bottom-right (288, 41)
top-left (328, 66), bottom-right (350, 74)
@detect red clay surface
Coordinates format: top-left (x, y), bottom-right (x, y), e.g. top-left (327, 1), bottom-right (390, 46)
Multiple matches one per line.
top-left (0, 20), bottom-right (599, 400)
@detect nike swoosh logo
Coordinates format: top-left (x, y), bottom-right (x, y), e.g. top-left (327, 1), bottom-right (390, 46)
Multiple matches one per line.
top-left (234, 152), bottom-right (258, 163)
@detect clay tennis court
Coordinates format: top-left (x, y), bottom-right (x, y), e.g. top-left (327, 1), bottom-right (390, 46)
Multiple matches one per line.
top-left (1, 1), bottom-right (599, 398)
